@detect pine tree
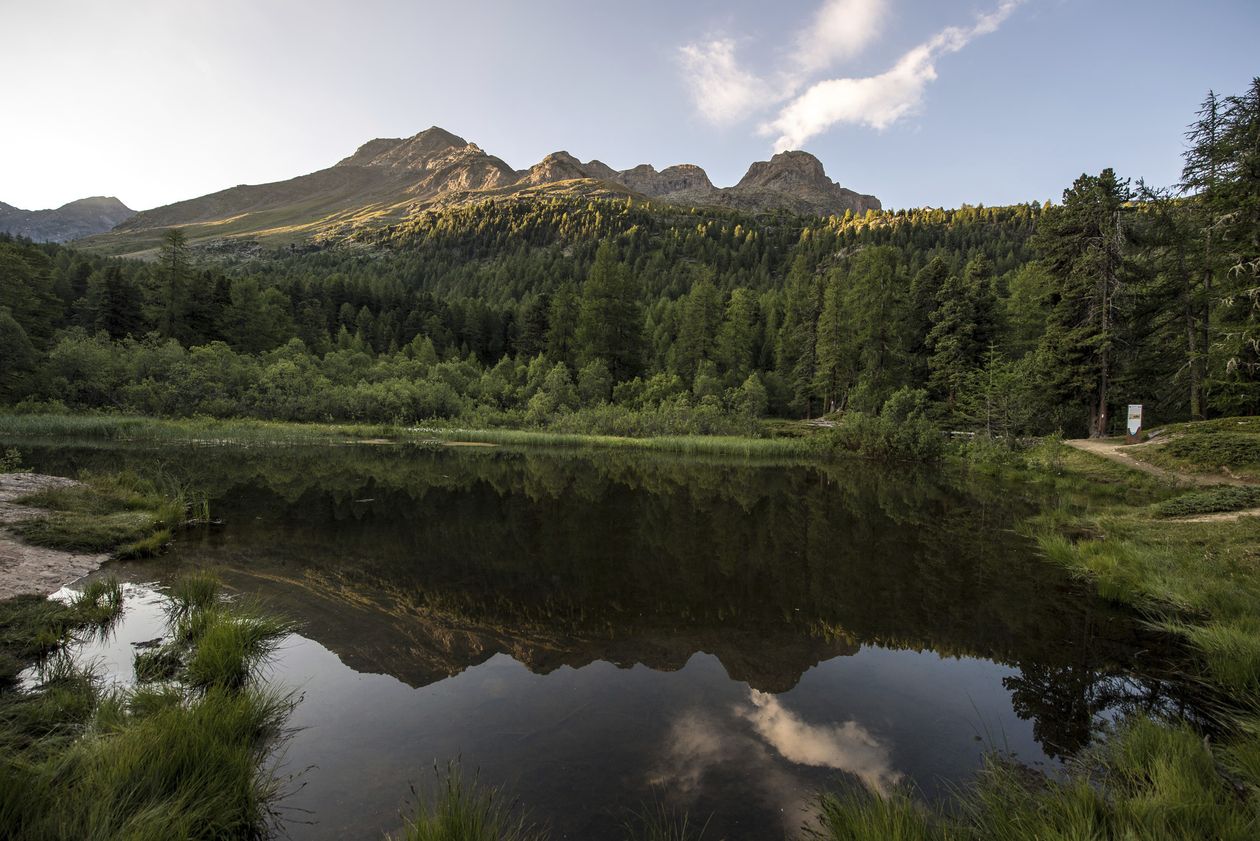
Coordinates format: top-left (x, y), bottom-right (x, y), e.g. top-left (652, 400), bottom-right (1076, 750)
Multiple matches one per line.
top-left (926, 256), bottom-right (997, 409)
top-left (672, 273), bottom-right (723, 382)
top-left (157, 228), bottom-right (189, 339)
top-left (775, 253), bottom-right (822, 417)
top-left (714, 287), bottom-right (760, 382)
top-left (1033, 169), bottom-right (1133, 436)
top-left (545, 282), bottom-right (579, 368)
top-left (1208, 79), bottom-right (1260, 413)
top-left (812, 271), bottom-right (850, 413)
top-left (574, 241), bottom-right (644, 381)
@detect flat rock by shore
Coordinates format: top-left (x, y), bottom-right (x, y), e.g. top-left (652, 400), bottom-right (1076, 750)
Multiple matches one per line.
top-left (0, 473), bottom-right (108, 600)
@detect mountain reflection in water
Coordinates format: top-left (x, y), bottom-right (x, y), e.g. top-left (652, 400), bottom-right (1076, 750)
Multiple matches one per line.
top-left (19, 441), bottom-right (1198, 841)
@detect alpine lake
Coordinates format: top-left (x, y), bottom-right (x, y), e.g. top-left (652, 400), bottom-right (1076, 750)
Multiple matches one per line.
top-left (9, 438), bottom-right (1198, 840)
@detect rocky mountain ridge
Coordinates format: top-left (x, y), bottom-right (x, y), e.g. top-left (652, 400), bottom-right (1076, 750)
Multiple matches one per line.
top-left (0, 196), bottom-right (135, 242)
top-left (336, 127), bottom-right (881, 216)
top-left (90, 126), bottom-right (879, 254)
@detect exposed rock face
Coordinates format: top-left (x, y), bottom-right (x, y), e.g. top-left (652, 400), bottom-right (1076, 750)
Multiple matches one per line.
top-left (518, 150), bottom-right (598, 186)
top-left (722, 151), bottom-right (881, 216)
top-left (614, 163), bottom-right (715, 200)
top-left (0, 196), bottom-right (135, 242)
top-left (93, 126), bottom-right (880, 252)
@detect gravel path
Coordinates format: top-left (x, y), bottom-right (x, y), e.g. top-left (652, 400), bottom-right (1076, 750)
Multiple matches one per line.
top-left (0, 473), bottom-right (108, 600)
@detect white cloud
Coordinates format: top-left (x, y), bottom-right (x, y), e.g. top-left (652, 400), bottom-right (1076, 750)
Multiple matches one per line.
top-left (677, 38), bottom-right (774, 126)
top-left (763, 1), bottom-right (1025, 150)
top-left (679, 1), bottom-right (1024, 148)
top-left (795, 0), bottom-right (888, 75)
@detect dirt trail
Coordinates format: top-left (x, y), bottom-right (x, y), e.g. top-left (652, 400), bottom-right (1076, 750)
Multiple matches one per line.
top-left (1066, 437), bottom-right (1260, 522)
top-left (1064, 437), bottom-right (1251, 487)
top-left (0, 473), bottom-right (108, 600)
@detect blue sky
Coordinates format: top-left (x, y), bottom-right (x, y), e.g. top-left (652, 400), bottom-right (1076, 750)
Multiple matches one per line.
top-left (1, 0), bottom-right (1256, 211)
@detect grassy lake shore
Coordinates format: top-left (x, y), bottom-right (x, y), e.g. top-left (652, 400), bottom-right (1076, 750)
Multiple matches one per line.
top-left (813, 431), bottom-right (1260, 840)
top-left (2, 416), bottom-right (1259, 839)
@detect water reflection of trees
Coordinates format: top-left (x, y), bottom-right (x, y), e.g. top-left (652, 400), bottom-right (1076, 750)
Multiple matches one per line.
top-left (34, 441), bottom-right (1200, 759)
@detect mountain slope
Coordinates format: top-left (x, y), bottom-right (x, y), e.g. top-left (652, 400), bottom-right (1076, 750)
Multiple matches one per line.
top-left (85, 127), bottom-right (880, 255)
top-left (0, 196), bottom-right (135, 242)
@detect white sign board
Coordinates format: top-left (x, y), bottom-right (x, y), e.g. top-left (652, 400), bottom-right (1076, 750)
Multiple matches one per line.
top-left (1127, 404), bottom-right (1143, 436)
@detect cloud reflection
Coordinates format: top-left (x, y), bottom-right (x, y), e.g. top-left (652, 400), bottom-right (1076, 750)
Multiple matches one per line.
top-left (741, 690), bottom-right (902, 795)
top-left (648, 687), bottom-right (902, 828)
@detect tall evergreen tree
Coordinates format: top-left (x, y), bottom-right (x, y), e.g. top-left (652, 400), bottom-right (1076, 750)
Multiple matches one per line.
top-left (157, 228), bottom-right (189, 339)
top-left (1033, 169), bottom-right (1133, 436)
top-left (775, 253), bottom-right (822, 417)
top-left (574, 241), bottom-right (644, 381)
top-left (715, 287), bottom-right (760, 382)
top-left (1207, 79), bottom-right (1260, 413)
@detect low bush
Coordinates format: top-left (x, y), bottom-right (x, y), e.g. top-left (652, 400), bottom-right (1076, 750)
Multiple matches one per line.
top-left (1154, 486), bottom-right (1260, 518)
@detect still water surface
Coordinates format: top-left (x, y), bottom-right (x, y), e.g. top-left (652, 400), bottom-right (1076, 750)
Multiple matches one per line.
top-left (14, 441), bottom-right (1189, 839)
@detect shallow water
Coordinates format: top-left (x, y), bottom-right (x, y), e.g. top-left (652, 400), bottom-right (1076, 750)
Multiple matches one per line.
top-left (13, 441), bottom-right (1191, 839)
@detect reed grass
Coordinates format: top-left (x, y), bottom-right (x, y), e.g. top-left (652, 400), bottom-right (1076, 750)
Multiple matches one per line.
top-left (624, 799), bottom-right (711, 841)
top-left (810, 720), bottom-right (1258, 840)
top-left (0, 575), bottom-right (298, 840)
top-left (391, 763), bottom-right (545, 841)
top-left (0, 411), bottom-right (823, 460)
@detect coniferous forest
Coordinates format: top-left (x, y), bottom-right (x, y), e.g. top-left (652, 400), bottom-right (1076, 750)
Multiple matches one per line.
top-left (2, 80), bottom-right (1258, 439)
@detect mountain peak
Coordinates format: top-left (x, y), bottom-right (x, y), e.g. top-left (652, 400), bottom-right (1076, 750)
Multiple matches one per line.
top-left (337, 126), bottom-right (470, 169)
top-left (730, 150), bottom-right (880, 216)
top-left (61, 196), bottom-right (131, 212)
top-left (0, 195), bottom-right (135, 242)
top-left (736, 150), bottom-right (828, 190)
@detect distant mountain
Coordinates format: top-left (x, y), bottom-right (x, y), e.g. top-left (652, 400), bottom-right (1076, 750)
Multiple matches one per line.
top-left (86, 127), bottom-right (880, 255)
top-left (0, 196), bottom-right (135, 242)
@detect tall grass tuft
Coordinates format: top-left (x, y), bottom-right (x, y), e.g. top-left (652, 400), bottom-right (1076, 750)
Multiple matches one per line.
top-left (167, 572), bottom-right (221, 618)
top-left (0, 575), bottom-right (299, 840)
top-left (624, 798), bottom-right (710, 841)
top-left (391, 763), bottom-right (544, 841)
top-left (183, 608), bottom-right (297, 690)
top-left (807, 788), bottom-right (937, 841)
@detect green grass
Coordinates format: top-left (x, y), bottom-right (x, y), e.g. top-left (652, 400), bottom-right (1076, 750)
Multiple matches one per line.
top-left (391, 764), bottom-right (544, 841)
top-left (0, 411), bottom-right (828, 460)
top-left (10, 471), bottom-right (188, 557)
top-left (623, 800), bottom-right (710, 841)
top-left (0, 575), bottom-right (298, 840)
top-left (416, 425), bottom-right (817, 458)
top-left (810, 719), bottom-right (1258, 841)
top-left (1130, 417), bottom-right (1260, 480)
top-left (804, 426), bottom-right (1260, 841)
top-left (807, 789), bottom-right (935, 841)
top-left (0, 412), bottom-right (406, 446)
top-left (167, 572), bottom-right (222, 617)
top-left (0, 580), bottom-right (122, 685)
